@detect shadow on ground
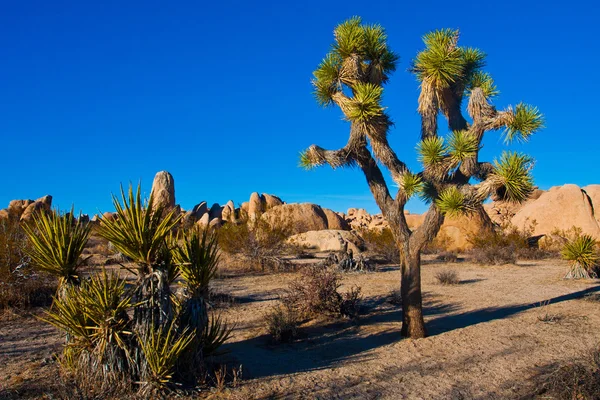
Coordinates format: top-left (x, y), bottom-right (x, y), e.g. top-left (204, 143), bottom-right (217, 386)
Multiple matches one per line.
top-left (224, 285), bottom-right (599, 380)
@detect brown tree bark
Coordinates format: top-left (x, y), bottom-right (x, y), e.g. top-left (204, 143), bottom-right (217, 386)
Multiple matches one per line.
top-left (399, 245), bottom-right (426, 338)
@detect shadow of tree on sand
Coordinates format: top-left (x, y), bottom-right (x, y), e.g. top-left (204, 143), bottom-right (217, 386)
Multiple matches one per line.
top-left (223, 285), bottom-right (599, 380)
top-left (428, 285), bottom-right (600, 336)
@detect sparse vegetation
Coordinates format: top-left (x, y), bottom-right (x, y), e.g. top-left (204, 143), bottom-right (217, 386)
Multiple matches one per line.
top-left (435, 270), bottom-right (460, 285)
top-left (264, 304), bottom-right (299, 343)
top-left (469, 222), bottom-right (550, 265)
top-left (360, 228), bottom-right (399, 263)
top-left (531, 347), bottom-right (600, 399)
top-left (285, 264), bottom-right (361, 319)
top-left (0, 217), bottom-right (56, 311)
top-left (561, 234), bottom-right (599, 279)
top-left (218, 217), bottom-right (295, 271)
top-left (436, 251), bottom-right (459, 263)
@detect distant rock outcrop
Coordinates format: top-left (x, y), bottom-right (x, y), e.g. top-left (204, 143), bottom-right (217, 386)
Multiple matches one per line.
top-left (150, 171), bottom-right (176, 211)
top-left (511, 184), bottom-right (600, 239)
top-left (287, 230), bottom-right (364, 254)
top-left (0, 195), bottom-right (53, 222)
top-left (261, 203), bottom-right (350, 235)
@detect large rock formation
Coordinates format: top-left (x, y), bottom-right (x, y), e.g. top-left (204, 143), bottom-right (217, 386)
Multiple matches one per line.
top-left (511, 184), bottom-right (600, 239)
top-left (287, 230), bottom-right (364, 254)
top-left (19, 195), bottom-right (52, 222)
top-left (150, 171), bottom-right (176, 210)
top-left (485, 189), bottom-right (545, 225)
top-left (261, 203), bottom-right (350, 235)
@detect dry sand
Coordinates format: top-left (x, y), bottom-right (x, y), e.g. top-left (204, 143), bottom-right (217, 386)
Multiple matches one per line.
top-left (1, 256), bottom-right (599, 399)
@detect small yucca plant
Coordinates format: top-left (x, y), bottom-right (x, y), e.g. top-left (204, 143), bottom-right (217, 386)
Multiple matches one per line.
top-left (562, 235), bottom-right (599, 279)
top-left (138, 321), bottom-right (195, 394)
top-left (42, 271), bottom-right (133, 372)
top-left (23, 208), bottom-right (91, 288)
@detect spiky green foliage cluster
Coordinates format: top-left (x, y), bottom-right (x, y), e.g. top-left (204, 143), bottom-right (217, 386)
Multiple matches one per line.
top-left (417, 136), bottom-right (447, 168)
top-left (504, 103), bottom-right (544, 142)
top-left (466, 71), bottom-right (498, 98)
top-left (43, 271), bottom-right (133, 367)
top-left (347, 82), bottom-right (385, 122)
top-left (138, 322), bottom-right (195, 390)
top-left (97, 185), bottom-right (180, 270)
top-left (23, 208), bottom-right (91, 286)
top-left (202, 314), bottom-right (234, 357)
top-left (312, 16), bottom-right (398, 106)
top-left (435, 186), bottom-right (470, 217)
top-left (447, 130), bottom-right (478, 164)
top-left (412, 29), bottom-right (486, 91)
top-left (561, 235), bottom-right (599, 272)
top-left (399, 172), bottom-right (423, 199)
top-left (492, 152), bottom-right (534, 203)
top-left (173, 227), bottom-right (219, 296)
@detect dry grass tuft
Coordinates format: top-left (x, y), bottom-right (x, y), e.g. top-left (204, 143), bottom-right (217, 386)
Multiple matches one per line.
top-left (435, 270), bottom-right (460, 285)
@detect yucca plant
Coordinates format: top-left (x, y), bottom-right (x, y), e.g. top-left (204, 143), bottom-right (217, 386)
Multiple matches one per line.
top-left (43, 270), bottom-right (133, 376)
top-left (138, 321), bottom-right (195, 395)
top-left (301, 17), bottom-right (543, 337)
top-left (172, 226), bottom-right (232, 378)
top-left (23, 207), bottom-right (91, 291)
top-left (562, 235), bottom-right (599, 279)
top-left (97, 184), bottom-right (180, 331)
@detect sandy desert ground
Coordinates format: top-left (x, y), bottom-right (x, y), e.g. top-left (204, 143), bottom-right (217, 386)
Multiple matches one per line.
top-left (1, 255), bottom-right (599, 399)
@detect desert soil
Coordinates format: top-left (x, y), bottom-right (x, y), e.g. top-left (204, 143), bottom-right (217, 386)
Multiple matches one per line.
top-left (1, 256), bottom-right (599, 399)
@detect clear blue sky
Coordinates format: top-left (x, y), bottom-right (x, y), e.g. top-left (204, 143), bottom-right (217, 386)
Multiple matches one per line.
top-left (1, 1), bottom-right (598, 216)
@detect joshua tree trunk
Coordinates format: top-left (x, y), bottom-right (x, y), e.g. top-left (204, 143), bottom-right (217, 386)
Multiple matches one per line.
top-left (133, 267), bottom-right (173, 332)
top-left (399, 246), bottom-right (426, 338)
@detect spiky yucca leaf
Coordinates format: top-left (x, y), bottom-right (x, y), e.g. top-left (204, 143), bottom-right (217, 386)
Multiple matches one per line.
top-left (399, 172), bottom-right (423, 199)
top-left (346, 82), bottom-right (384, 122)
top-left (466, 71), bottom-right (498, 98)
top-left (561, 235), bottom-right (599, 274)
top-left (23, 208), bottom-right (91, 286)
top-left (298, 150), bottom-right (316, 170)
top-left (435, 186), bottom-right (469, 217)
top-left (312, 52), bottom-right (343, 106)
top-left (138, 321), bottom-right (195, 389)
top-left (362, 24), bottom-right (398, 83)
top-left (504, 103), bottom-right (544, 142)
top-left (173, 227), bottom-right (219, 296)
top-left (460, 47), bottom-right (486, 81)
top-left (412, 28), bottom-right (463, 88)
top-left (97, 184), bottom-right (180, 271)
top-left (333, 16), bottom-right (364, 58)
top-left (492, 152), bottom-right (534, 203)
top-left (447, 130), bottom-right (479, 163)
top-left (417, 136), bottom-right (447, 168)
top-left (42, 271), bottom-right (132, 361)
top-left (418, 181), bottom-right (438, 204)
top-left (202, 313), bottom-right (234, 357)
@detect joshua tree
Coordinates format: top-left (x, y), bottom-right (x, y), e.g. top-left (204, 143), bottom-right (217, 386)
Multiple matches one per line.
top-left (301, 17), bottom-right (543, 337)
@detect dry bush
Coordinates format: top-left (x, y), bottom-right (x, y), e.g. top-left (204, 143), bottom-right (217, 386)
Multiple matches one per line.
top-left (531, 347), bottom-right (600, 400)
top-left (360, 228), bottom-right (399, 263)
top-left (468, 221), bottom-right (550, 265)
top-left (435, 251), bottom-right (459, 263)
top-left (218, 217), bottom-right (297, 271)
top-left (435, 270), bottom-right (460, 285)
top-left (284, 264), bottom-right (361, 319)
top-left (264, 304), bottom-right (299, 343)
top-left (0, 218), bottom-right (56, 310)
top-left (388, 288), bottom-right (402, 305)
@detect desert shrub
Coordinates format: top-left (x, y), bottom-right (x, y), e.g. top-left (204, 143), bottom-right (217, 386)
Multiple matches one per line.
top-left (532, 347), bottom-right (600, 400)
top-left (562, 234), bottom-right (599, 279)
top-left (0, 217), bottom-right (56, 310)
top-left (540, 226), bottom-right (583, 252)
top-left (264, 304), bottom-right (299, 343)
top-left (33, 185), bottom-right (232, 396)
top-left (388, 288), bottom-right (402, 305)
top-left (285, 264), bottom-right (361, 318)
top-left (435, 270), bottom-right (460, 285)
top-left (360, 228), bottom-right (399, 263)
top-left (468, 221), bottom-right (549, 265)
top-left (435, 251), bottom-right (459, 263)
top-left (218, 218), bottom-right (296, 271)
